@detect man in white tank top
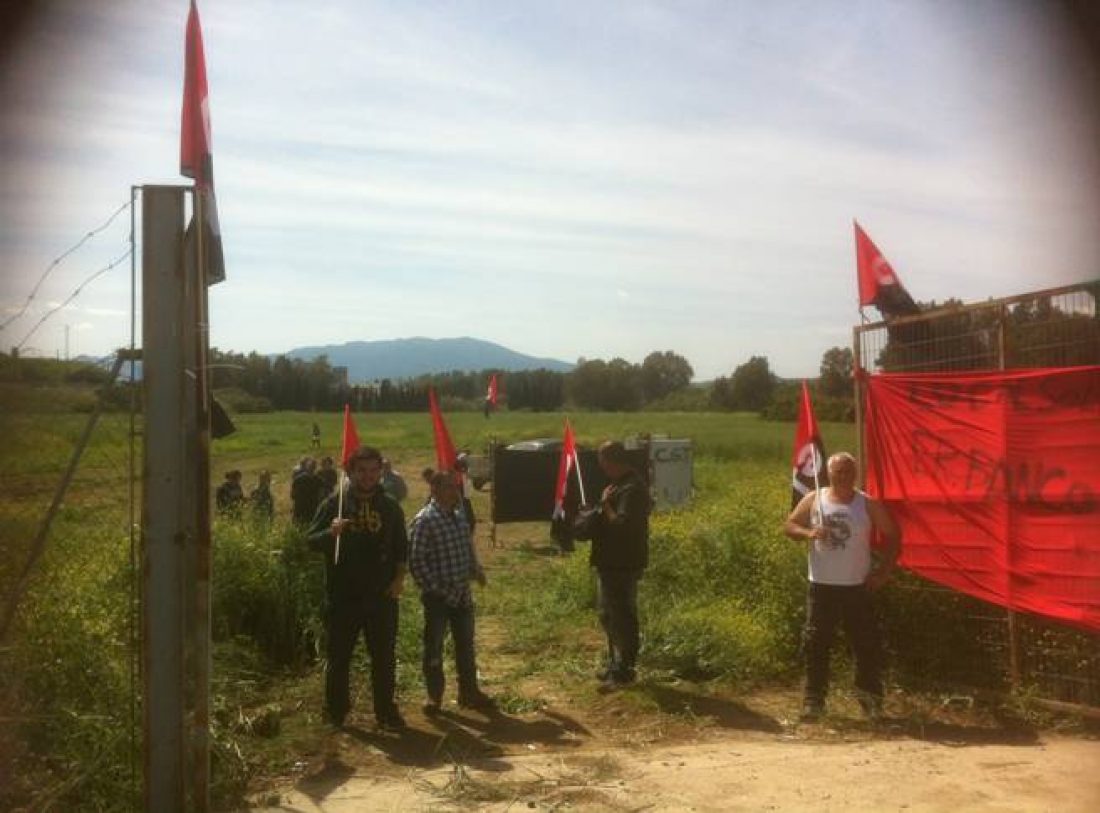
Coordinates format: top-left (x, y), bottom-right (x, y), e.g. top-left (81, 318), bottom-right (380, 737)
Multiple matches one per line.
top-left (784, 452), bottom-right (901, 721)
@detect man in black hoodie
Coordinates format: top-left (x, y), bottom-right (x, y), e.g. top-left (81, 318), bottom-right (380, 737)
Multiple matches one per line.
top-left (588, 441), bottom-right (650, 687)
top-left (307, 446), bottom-right (408, 730)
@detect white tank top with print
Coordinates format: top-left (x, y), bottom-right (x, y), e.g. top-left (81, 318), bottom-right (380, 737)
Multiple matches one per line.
top-left (808, 489), bottom-right (872, 586)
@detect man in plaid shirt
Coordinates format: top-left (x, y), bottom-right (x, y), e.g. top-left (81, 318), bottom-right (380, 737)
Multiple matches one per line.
top-left (409, 469), bottom-right (494, 713)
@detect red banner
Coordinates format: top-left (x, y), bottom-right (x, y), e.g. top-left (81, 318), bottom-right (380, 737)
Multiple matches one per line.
top-left (863, 367), bottom-right (1100, 633)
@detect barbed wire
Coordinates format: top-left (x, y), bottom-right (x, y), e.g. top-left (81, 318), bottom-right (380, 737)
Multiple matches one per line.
top-left (14, 248), bottom-right (133, 353)
top-left (1, 198), bottom-right (132, 333)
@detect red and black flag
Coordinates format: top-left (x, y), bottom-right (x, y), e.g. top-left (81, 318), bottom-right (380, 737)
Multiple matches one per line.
top-left (791, 381), bottom-right (828, 510)
top-left (552, 419), bottom-right (580, 520)
top-left (181, 0), bottom-right (226, 284)
top-left (855, 221), bottom-right (918, 319)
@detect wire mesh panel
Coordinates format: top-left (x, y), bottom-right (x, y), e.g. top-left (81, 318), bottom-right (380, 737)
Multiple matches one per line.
top-left (0, 361), bottom-right (141, 810)
top-left (855, 282), bottom-right (1100, 710)
top-left (880, 575), bottom-right (1012, 694)
top-left (857, 284), bottom-right (1099, 373)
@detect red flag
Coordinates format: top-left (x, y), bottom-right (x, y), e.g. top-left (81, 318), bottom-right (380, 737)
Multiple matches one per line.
top-left (340, 404), bottom-right (360, 469)
top-left (854, 221), bottom-right (917, 317)
top-left (180, 1), bottom-right (226, 284)
top-left (428, 388), bottom-right (459, 479)
top-left (486, 374), bottom-right (498, 406)
top-left (552, 420), bottom-right (578, 519)
top-left (791, 381), bottom-right (828, 509)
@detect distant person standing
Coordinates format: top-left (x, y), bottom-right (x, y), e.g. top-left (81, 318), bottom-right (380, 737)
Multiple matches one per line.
top-left (408, 469), bottom-right (493, 713)
top-left (291, 458), bottom-right (325, 524)
top-left (317, 456), bottom-right (339, 496)
top-left (250, 470), bottom-right (274, 521)
top-left (380, 458), bottom-right (408, 503)
top-left (215, 470), bottom-right (245, 516)
top-left (784, 452), bottom-right (901, 721)
top-left (585, 441), bottom-right (650, 687)
top-left (307, 446), bottom-right (408, 730)
top-left (311, 421), bottom-right (322, 449)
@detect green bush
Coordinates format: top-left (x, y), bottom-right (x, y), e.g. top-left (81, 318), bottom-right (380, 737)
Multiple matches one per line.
top-left (2, 527), bottom-right (137, 811)
top-left (212, 519), bottom-right (324, 668)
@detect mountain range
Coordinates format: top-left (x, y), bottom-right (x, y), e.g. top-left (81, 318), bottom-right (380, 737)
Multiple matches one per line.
top-left (282, 337), bottom-right (573, 382)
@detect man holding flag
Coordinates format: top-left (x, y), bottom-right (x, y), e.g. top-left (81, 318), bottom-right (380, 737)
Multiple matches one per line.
top-left (307, 441), bottom-right (409, 731)
top-left (586, 441), bottom-right (651, 688)
top-left (784, 452), bottom-right (901, 722)
top-left (483, 373), bottom-right (499, 418)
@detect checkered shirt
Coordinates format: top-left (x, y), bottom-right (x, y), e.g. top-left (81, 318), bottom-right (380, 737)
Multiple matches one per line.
top-left (409, 499), bottom-right (478, 607)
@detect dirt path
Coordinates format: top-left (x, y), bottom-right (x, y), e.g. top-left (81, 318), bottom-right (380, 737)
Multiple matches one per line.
top-left (252, 516), bottom-right (1099, 811)
top-left (255, 719), bottom-right (1100, 812)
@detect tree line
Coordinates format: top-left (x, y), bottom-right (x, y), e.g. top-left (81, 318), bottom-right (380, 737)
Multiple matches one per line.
top-left (5, 291), bottom-right (1092, 420)
top-left (203, 345), bottom-right (857, 418)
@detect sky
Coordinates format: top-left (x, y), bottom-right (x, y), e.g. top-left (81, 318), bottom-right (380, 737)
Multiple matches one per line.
top-left (1, 0), bottom-right (1099, 380)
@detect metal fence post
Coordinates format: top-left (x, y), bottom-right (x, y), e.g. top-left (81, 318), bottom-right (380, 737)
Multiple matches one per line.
top-left (997, 305), bottom-right (1022, 690)
top-left (141, 185), bottom-right (188, 812)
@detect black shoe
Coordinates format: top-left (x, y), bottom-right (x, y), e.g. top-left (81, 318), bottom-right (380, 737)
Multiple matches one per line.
top-left (800, 701), bottom-right (824, 722)
top-left (376, 709), bottom-right (406, 730)
top-left (457, 690), bottom-right (496, 710)
top-left (609, 667), bottom-right (636, 686)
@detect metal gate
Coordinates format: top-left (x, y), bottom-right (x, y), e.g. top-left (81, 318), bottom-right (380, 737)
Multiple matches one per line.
top-left (853, 282), bottom-right (1100, 711)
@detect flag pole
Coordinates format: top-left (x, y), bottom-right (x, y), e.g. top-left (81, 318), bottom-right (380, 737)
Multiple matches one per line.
top-left (812, 448), bottom-right (824, 528)
top-left (569, 420), bottom-right (588, 505)
top-left (334, 471), bottom-right (345, 565)
top-left (575, 455), bottom-right (588, 506)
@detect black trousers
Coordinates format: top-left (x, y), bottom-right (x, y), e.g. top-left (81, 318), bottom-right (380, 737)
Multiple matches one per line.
top-left (803, 582), bottom-right (882, 704)
top-left (324, 594), bottom-right (399, 723)
top-left (421, 592), bottom-right (478, 702)
top-left (597, 568), bottom-right (641, 674)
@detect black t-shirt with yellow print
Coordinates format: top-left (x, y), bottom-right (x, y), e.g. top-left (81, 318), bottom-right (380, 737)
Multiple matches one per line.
top-left (307, 485), bottom-right (408, 603)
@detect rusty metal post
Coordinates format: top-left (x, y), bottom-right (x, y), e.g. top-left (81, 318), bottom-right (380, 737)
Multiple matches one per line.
top-left (489, 438), bottom-right (498, 548)
top-left (182, 189), bottom-right (213, 811)
top-left (997, 306), bottom-right (1022, 691)
top-left (853, 326), bottom-right (865, 482)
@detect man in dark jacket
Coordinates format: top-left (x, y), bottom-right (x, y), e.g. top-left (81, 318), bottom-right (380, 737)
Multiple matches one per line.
top-left (291, 458), bottom-right (325, 525)
top-left (307, 446), bottom-right (408, 730)
top-left (588, 441), bottom-right (650, 687)
top-left (215, 470), bottom-right (245, 516)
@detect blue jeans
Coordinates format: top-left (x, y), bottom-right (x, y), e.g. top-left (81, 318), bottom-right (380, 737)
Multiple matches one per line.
top-left (421, 592), bottom-right (478, 701)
